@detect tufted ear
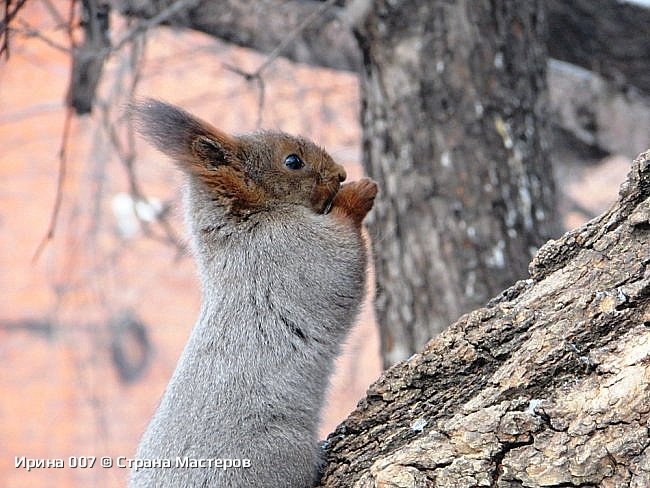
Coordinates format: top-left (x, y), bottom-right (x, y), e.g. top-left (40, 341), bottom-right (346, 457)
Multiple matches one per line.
top-left (131, 98), bottom-right (237, 171)
top-left (131, 98), bottom-right (266, 214)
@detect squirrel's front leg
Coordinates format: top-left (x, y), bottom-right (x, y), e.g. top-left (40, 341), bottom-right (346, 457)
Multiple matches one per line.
top-left (330, 178), bottom-right (378, 228)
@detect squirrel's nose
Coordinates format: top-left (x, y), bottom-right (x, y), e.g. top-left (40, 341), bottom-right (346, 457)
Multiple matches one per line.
top-left (336, 166), bottom-right (347, 183)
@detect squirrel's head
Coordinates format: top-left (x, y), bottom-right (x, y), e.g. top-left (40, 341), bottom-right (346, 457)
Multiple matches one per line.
top-left (131, 99), bottom-right (347, 217)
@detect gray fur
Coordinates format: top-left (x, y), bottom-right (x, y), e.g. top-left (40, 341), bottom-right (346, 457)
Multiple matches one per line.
top-left (129, 180), bottom-right (367, 487)
top-left (129, 99), bottom-right (218, 162)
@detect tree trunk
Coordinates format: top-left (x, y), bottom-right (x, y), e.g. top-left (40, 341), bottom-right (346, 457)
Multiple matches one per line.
top-left (318, 150), bottom-right (650, 487)
top-left (67, 0), bottom-right (111, 114)
top-left (355, 0), bottom-right (558, 367)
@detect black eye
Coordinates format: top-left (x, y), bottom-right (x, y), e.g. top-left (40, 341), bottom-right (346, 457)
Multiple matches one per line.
top-left (284, 154), bottom-right (304, 170)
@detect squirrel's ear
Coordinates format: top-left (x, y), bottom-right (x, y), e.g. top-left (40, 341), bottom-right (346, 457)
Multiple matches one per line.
top-left (131, 98), bottom-right (236, 169)
top-left (191, 135), bottom-right (231, 167)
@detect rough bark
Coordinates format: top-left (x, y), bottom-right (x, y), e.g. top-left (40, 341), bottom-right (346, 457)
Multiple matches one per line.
top-left (318, 150), bottom-right (650, 487)
top-left (114, 0), bottom-right (650, 96)
top-left (355, 0), bottom-right (558, 367)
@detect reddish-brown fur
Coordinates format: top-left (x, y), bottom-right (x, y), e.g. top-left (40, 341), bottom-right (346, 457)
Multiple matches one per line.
top-left (330, 179), bottom-right (378, 228)
top-left (133, 98), bottom-right (375, 223)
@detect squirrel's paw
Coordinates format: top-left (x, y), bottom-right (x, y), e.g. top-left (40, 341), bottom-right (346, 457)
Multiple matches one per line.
top-left (330, 178), bottom-right (378, 227)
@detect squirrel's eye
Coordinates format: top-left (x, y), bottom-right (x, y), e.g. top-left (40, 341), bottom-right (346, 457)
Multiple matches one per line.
top-left (284, 154), bottom-right (304, 170)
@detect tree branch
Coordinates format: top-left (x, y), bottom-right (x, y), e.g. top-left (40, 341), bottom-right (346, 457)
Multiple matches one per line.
top-left (14, 19), bottom-right (71, 53)
top-left (0, 0), bottom-right (29, 59)
top-left (318, 150), bottom-right (650, 486)
top-left (221, 0), bottom-right (338, 128)
top-left (115, 0), bottom-right (650, 97)
top-left (32, 107), bottom-right (74, 262)
top-left (111, 0), bottom-right (201, 52)
top-left (114, 0), bottom-right (362, 72)
top-left (547, 0), bottom-right (650, 95)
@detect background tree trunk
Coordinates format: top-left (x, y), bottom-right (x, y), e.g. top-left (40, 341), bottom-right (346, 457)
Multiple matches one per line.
top-left (318, 150), bottom-right (650, 487)
top-left (68, 0), bottom-right (111, 114)
top-left (354, 0), bottom-right (558, 367)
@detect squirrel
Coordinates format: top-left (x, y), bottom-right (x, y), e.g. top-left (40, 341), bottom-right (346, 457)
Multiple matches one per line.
top-left (128, 99), bottom-right (377, 487)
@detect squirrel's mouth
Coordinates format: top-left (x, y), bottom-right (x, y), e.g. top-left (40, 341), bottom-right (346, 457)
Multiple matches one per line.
top-left (322, 193), bottom-right (336, 214)
top-left (311, 180), bottom-right (340, 215)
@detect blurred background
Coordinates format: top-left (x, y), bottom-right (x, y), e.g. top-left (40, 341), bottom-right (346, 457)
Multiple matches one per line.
top-left (1, 1), bottom-right (648, 486)
top-left (2, 3), bottom-right (380, 486)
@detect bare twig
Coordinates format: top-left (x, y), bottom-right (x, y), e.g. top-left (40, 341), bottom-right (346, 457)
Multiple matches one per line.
top-left (96, 34), bottom-right (186, 254)
top-left (222, 63), bottom-right (267, 128)
top-left (32, 1), bottom-right (78, 262)
top-left (111, 0), bottom-right (201, 53)
top-left (68, 0), bottom-right (78, 41)
top-left (32, 107), bottom-right (74, 263)
top-left (1, 0), bottom-right (9, 59)
top-left (14, 19), bottom-right (71, 53)
top-left (255, 75), bottom-right (266, 129)
top-left (121, 38), bottom-right (187, 255)
top-left (223, 0), bottom-right (337, 128)
top-left (39, 0), bottom-right (66, 27)
top-left (1, 0), bottom-right (29, 59)
top-left (254, 0), bottom-right (338, 77)
top-left (104, 107), bottom-right (185, 251)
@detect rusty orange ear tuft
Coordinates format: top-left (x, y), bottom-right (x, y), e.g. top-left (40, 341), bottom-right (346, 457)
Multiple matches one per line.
top-left (192, 135), bottom-right (232, 167)
top-left (131, 98), bottom-right (237, 171)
